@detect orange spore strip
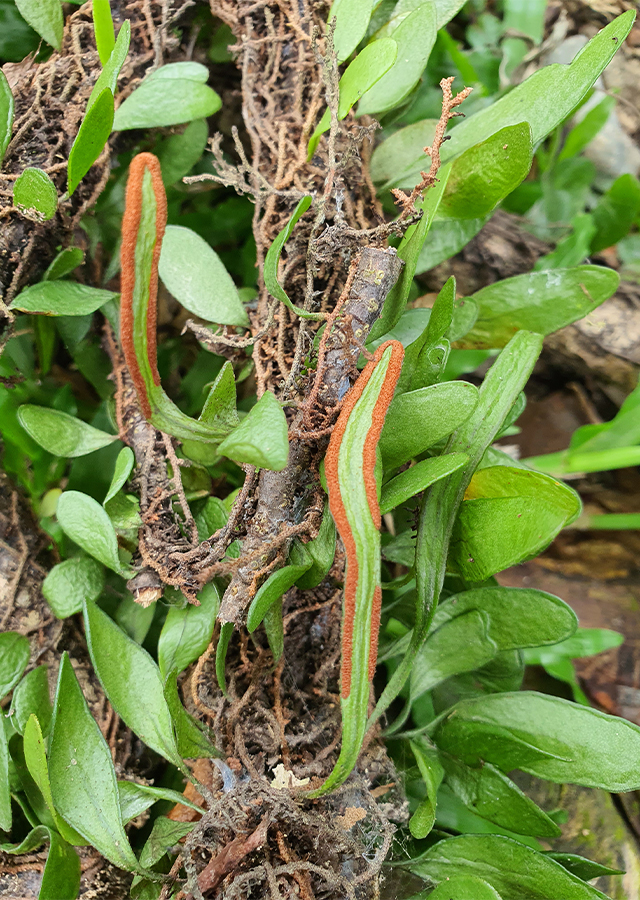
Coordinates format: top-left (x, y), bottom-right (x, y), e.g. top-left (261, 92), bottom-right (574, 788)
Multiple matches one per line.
top-left (119, 152), bottom-right (167, 419)
top-left (324, 339), bottom-right (404, 699)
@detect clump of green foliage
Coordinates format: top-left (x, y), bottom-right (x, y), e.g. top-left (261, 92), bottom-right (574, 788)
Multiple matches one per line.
top-left (1, 1), bottom-right (639, 898)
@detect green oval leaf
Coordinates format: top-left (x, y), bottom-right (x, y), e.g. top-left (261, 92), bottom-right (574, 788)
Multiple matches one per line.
top-left (545, 852), bottom-right (623, 882)
top-left (0, 632), bottom-right (30, 701)
top-left (18, 405), bottom-right (117, 457)
top-left (158, 225), bottom-right (249, 326)
top-left (104, 446), bottom-right (135, 505)
top-left (83, 599), bottom-right (182, 767)
top-left (380, 452), bottom-right (468, 514)
top-left (432, 586), bottom-right (578, 651)
top-left (440, 754), bottom-right (562, 839)
top-left (11, 281), bottom-right (118, 316)
top-left (523, 627), bottom-right (624, 666)
top-left (49, 654), bottom-right (140, 871)
top-left (590, 172), bottom-right (640, 254)
top-left (416, 215), bottom-right (488, 274)
top-left (370, 119), bottom-right (438, 189)
top-left (11, 665), bottom-right (52, 736)
top-left (217, 391), bottom-right (289, 470)
top-left (42, 557), bottom-right (105, 619)
top-left (380, 381), bottom-right (478, 469)
top-left (13, 167), bottom-right (57, 222)
top-left (450, 466), bottom-right (581, 581)
top-left (117, 779), bottom-right (202, 824)
top-left (294, 505), bottom-right (337, 589)
top-left (56, 491), bottom-right (133, 577)
top-left (459, 266), bottom-right (620, 349)
top-left (68, 88), bottom-right (114, 196)
top-left (263, 196), bottom-right (323, 320)
top-left (358, 2), bottom-right (437, 116)
top-left (433, 691), bottom-right (640, 791)
top-left (43, 247), bottom-right (84, 281)
top-left (158, 582), bottom-right (220, 679)
top-left (308, 38), bottom-right (397, 157)
top-left (113, 63), bottom-right (221, 131)
top-left (15, 0), bottom-right (63, 49)
top-left (0, 70), bottom-right (14, 167)
top-left (156, 118), bottom-right (209, 186)
top-left (246, 563), bottom-right (311, 632)
top-left (426, 874), bottom-right (502, 900)
top-left (329, 0), bottom-right (373, 63)
top-left (439, 123), bottom-right (534, 219)
top-left (409, 833), bottom-right (614, 899)
top-left (412, 610), bottom-right (498, 699)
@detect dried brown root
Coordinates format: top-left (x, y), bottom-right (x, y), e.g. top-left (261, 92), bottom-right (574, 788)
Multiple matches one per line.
top-left (392, 75), bottom-right (473, 215)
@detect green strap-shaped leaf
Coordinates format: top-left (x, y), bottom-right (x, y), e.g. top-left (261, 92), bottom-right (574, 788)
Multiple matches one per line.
top-left (308, 342), bottom-right (402, 797)
top-left (0, 712), bottom-right (10, 831)
top-left (88, 19), bottom-right (130, 111)
top-left (120, 154), bottom-right (238, 444)
top-left (92, 0), bottom-right (115, 65)
top-left (380, 452), bottom-right (468, 514)
top-left (23, 715), bottom-right (86, 845)
top-left (371, 330), bottom-right (543, 728)
top-left (247, 561), bottom-right (311, 632)
top-left (1, 822), bottom-right (81, 900)
top-left (263, 196), bottom-right (323, 319)
top-left (409, 737), bottom-right (443, 839)
top-left (68, 88), bottom-right (114, 196)
top-left (0, 70), bottom-right (14, 167)
top-left (215, 621), bottom-right (234, 696)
